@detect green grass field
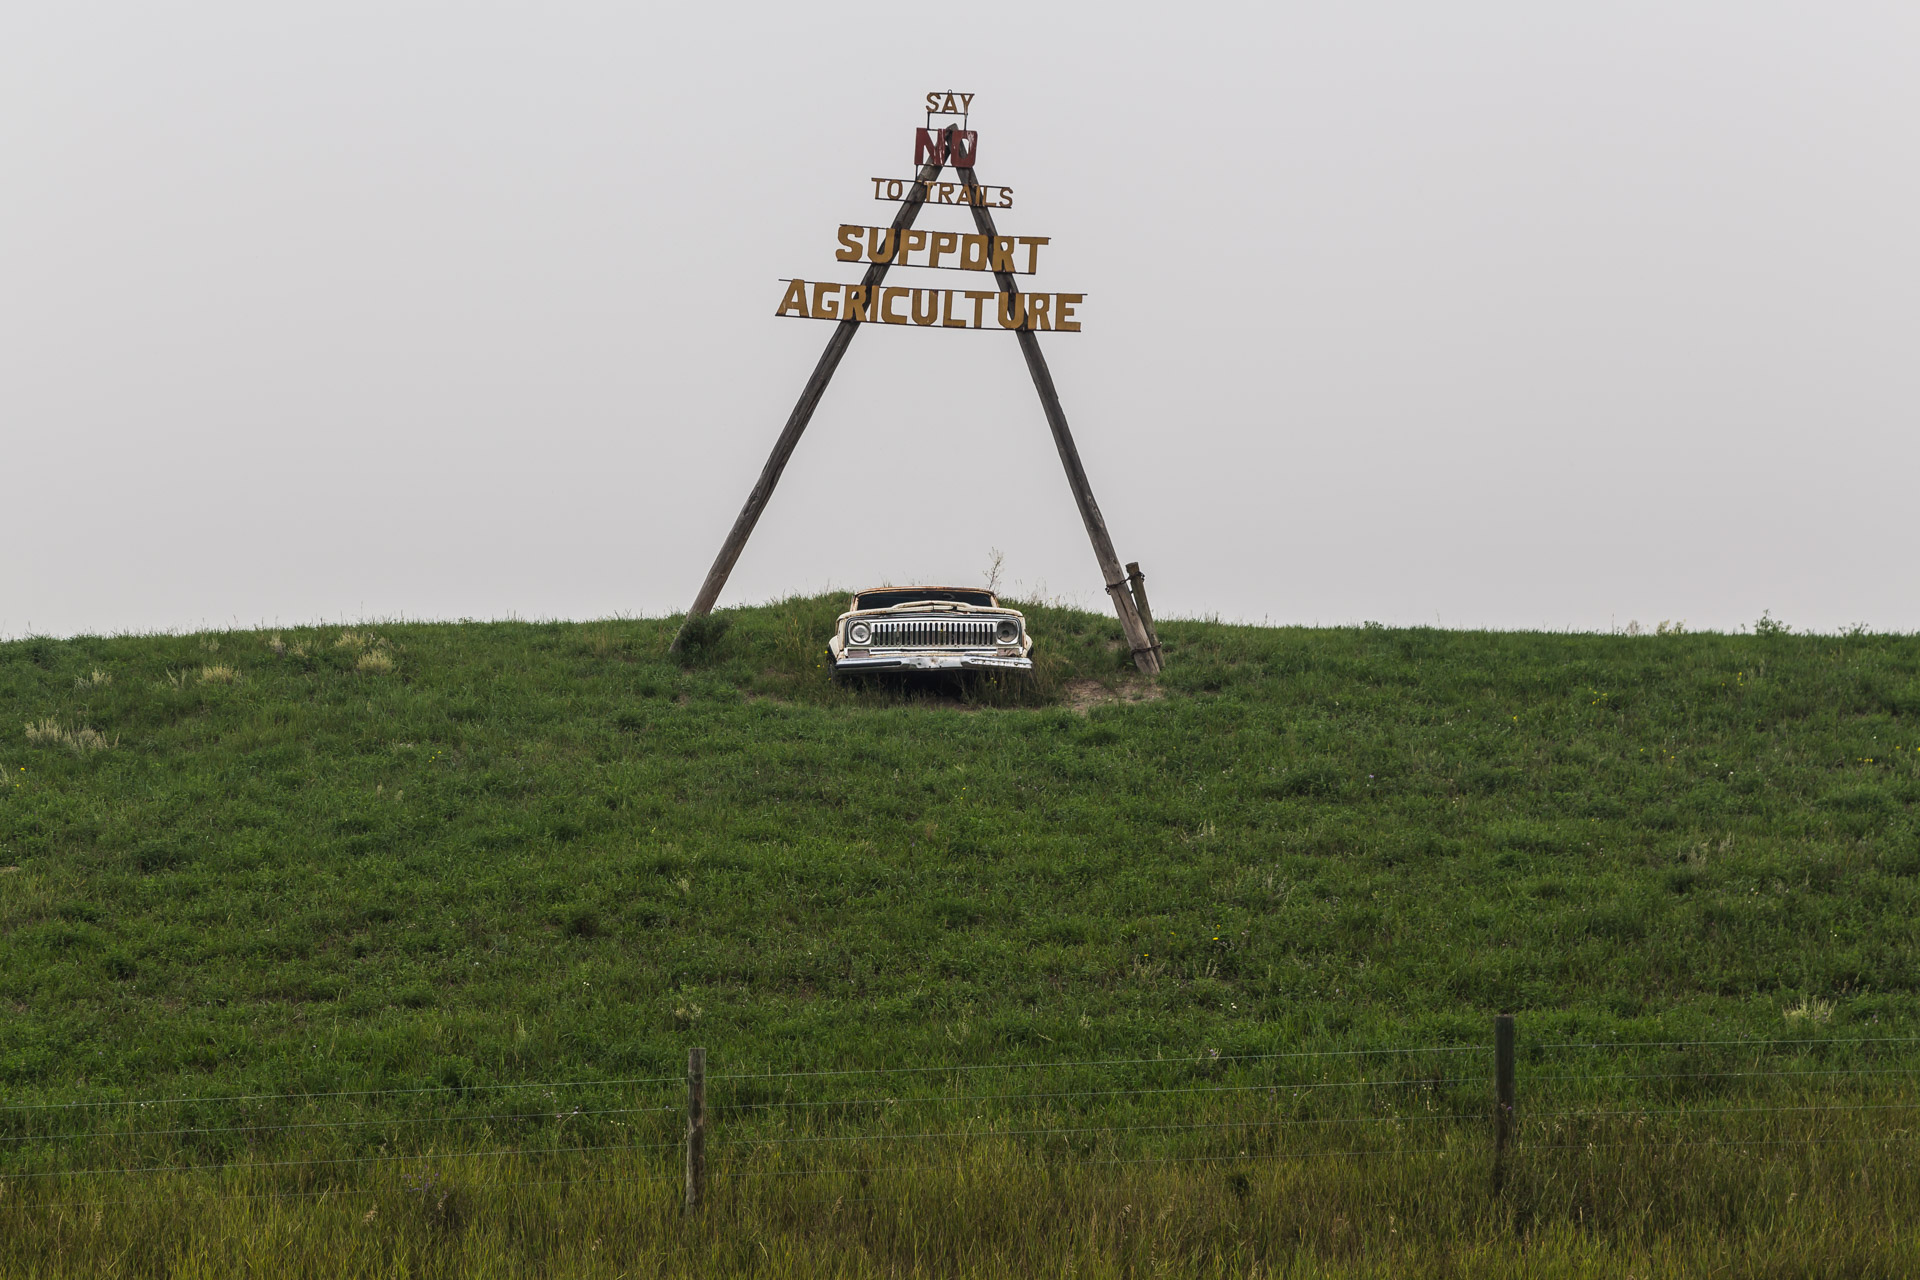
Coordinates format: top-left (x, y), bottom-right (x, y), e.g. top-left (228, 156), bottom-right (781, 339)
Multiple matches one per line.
top-left (3, 598), bottom-right (1918, 1276)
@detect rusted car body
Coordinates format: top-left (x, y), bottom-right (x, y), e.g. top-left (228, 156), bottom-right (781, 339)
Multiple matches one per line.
top-left (828, 586), bottom-right (1033, 675)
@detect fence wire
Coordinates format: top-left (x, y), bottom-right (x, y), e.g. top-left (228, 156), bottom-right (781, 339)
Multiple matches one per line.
top-left (2, 1032), bottom-right (1915, 1204)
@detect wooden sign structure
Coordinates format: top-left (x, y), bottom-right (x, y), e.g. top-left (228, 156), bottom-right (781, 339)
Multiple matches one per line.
top-left (672, 97), bottom-right (1164, 675)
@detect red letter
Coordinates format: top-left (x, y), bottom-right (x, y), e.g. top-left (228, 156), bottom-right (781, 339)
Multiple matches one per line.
top-left (914, 128), bottom-right (947, 166)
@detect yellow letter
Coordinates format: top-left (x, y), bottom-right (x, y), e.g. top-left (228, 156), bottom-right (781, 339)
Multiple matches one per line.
top-left (912, 289), bottom-right (939, 325)
top-left (965, 291), bottom-right (995, 328)
top-left (777, 279), bottom-right (809, 317)
top-left (1025, 294), bottom-right (1051, 330)
top-left (836, 225), bottom-right (863, 262)
top-left (1018, 236), bottom-right (1050, 274)
top-left (867, 227), bottom-right (898, 263)
top-left (925, 92), bottom-right (941, 111)
top-left (881, 287), bottom-right (908, 324)
top-left (991, 237), bottom-right (1016, 272)
top-left (997, 292), bottom-right (1027, 329)
top-left (998, 187), bottom-right (1013, 208)
top-left (901, 229), bottom-right (927, 265)
top-left (1055, 294), bottom-right (1081, 332)
top-left (928, 232), bottom-right (959, 268)
top-left (812, 281), bottom-right (840, 320)
top-left (959, 235), bottom-right (988, 271)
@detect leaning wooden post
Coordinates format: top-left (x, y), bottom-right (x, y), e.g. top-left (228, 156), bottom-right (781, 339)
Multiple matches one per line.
top-left (1492, 1013), bottom-right (1515, 1189)
top-left (685, 1046), bottom-right (707, 1214)
top-left (1124, 561), bottom-right (1163, 663)
top-left (955, 164), bottom-right (1160, 675)
top-left (669, 130), bottom-right (960, 652)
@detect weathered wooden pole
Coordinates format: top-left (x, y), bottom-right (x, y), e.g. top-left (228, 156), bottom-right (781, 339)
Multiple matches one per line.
top-left (956, 164), bottom-right (1161, 676)
top-left (1125, 561), bottom-right (1164, 665)
top-left (670, 129), bottom-right (959, 652)
top-left (685, 1045), bottom-right (707, 1214)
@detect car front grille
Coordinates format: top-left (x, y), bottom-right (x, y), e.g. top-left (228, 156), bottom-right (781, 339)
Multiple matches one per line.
top-left (869, 618), bottom-right (1001, 648)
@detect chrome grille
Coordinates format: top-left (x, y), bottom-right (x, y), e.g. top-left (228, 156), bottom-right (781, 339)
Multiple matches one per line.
top-left (869, 617), bottom-right (1001, 648)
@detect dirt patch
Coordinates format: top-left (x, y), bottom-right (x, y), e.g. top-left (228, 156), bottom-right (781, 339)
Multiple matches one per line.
top-left (1062, 679), bottom-right (1165, 714)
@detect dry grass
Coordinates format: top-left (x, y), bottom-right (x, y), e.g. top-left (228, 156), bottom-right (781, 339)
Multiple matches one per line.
top-left (333, 630), bottom-right (397, 672)
top-left (1, 1119), bottom-right (1914, 1278)
top-left (21, 718), bottom-right (113, 753)
top-left (198, 665), bottom-right (240, 684)
top-left (1785, 995), bottom-right (1836, 1024)
top-left (1063, 677), bottom-right (1167, 714)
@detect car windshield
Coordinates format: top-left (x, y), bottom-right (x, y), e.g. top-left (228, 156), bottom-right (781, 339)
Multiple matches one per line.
top-left (855, 589), bottom-right (997, 610)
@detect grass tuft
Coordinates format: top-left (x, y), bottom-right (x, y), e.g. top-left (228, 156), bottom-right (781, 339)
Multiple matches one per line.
top-left (22, 717), bottom-right (113, 753)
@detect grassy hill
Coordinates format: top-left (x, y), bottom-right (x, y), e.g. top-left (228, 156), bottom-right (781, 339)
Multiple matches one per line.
top-left (3, 597), bottom-right (1918, 1275)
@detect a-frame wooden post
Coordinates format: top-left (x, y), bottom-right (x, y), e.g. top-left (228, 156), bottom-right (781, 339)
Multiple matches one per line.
top-left (673, 133), bottom-right (1163, 677)
top-left (670, 130), bottom-right (958, 653)
top-left (955, 162), bottom-right (1161, 675)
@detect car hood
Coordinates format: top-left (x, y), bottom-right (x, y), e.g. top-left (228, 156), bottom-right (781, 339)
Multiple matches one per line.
top-left (837, 601), bottom-right (1024, 622)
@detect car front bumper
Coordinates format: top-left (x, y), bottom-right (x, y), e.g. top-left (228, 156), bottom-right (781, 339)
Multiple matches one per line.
top-left (833, 651), bottom-right (1033, 674)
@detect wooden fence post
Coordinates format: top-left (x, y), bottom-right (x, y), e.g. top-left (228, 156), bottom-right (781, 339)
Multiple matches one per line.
top-left (685, 1046), bottom-right (707, 1214)
top-left (1493, 1012), bottom-right (1514, 1189)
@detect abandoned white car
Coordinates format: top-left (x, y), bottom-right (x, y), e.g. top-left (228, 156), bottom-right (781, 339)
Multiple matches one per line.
top-left (828, 586), bottom-right (1034, 675)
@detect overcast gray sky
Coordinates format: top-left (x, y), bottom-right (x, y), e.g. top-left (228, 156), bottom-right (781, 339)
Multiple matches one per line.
top-left (5, 2), bottom-right (1915, 639)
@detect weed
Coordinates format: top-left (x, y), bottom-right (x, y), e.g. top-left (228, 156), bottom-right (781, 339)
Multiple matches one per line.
top-left (582, 624), bottom-right (623, 659)
top-left (674, 612), bottom-right (733, 664)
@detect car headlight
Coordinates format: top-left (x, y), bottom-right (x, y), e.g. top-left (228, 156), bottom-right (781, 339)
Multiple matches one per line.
top-left (848, 621), bottom-right (872, 645)
top-left (994, 618), bottom-right (1020, 644)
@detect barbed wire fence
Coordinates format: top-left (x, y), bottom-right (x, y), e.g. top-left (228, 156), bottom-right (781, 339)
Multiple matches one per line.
top-left (1, 1021), bottom-right (1915, 1215)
